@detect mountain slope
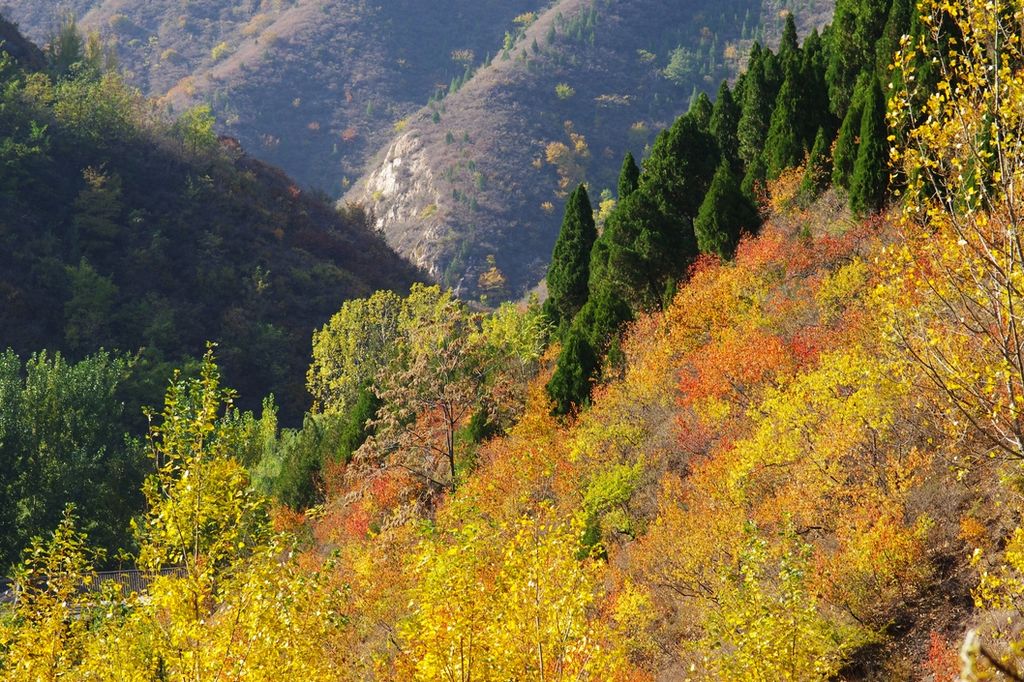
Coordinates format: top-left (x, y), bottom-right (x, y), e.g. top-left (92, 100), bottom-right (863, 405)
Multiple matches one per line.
top-left (344, 0), bottom-right (834, 299)
top-left (0, 30), bottom-right (422, 424)
top-left (1, 0), bottom-right (549, 194)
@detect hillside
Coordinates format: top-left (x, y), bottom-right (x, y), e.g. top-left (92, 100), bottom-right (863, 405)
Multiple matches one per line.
top-left (345, 0), bottom-right (834, 298)
top-left (1, 0), bottom-right (550, 195)
top-left (7, 0), bottom-right (1024, 680)
top-left (0, 27), bottom-right (422, 425)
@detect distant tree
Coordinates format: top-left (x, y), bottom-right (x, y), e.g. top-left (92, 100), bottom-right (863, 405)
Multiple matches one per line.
top-left (849, 75), bottom-right (887, 215)
top-left (695, 161), bottom-right (759, 258)
top-left (545, 184), bottom-right (597, 324)
top-left (618, 151), bottom-right (640, 199)
top-left (710, 80), bottom-right (741, 167)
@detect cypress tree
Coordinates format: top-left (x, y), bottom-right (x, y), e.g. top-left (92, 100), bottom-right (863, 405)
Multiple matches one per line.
top-left (799, 29), bottom-right (834, 144)
top-left (876, 0), bottom-right (911, 75)
top-left (710, 80), bottom-right (741, 167)
top-left (547, 328), bottom-right (596, 416)
top-left (763, 69), bottom-right (803, 179)
top-left (642, 113), bottom-right (719, 230)
top-left (849, 75), bottom-right (888, 215)
top-left (545, 184), bottom-right (597, 323)
top-left (618, 151), bottom-right (640, 199)
top-left (695, 161), bottom-right (760, 259)
top-left (779, 13), bottom-right (800, 72)
top-left (546, 286), bottom-right (632, 416)
top-left (825, 0), bottom-right (865, 116)
top-left (832, 73), bottom-right (870, 188)
top-left (737, 48), bottom-right (772, 166)
top-left (798, 127), bottom-right (832, 205)
top-left (689, 91), bottom-right (713, 130)
top-left (741, 154), bottom-right (767, 201)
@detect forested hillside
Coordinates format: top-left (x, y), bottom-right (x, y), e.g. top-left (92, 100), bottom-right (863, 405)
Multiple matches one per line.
top-left (9, 0), bottom-right (1024, 680)
top-left (0, 20), bottom-right (421, 426)
top-left (347, 0), bottom-right (835, 298)
top-left (1, 0), bottom-right (551, 193)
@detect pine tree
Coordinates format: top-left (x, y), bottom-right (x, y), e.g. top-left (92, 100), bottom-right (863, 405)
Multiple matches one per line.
top-left (876, 0), bottom-right (911, 75)
top-left (641, 113), bottom-right (719, 230)
top-left (798, 30), bottom-right (834, 145)
top-left (547, 328), bottom-right (596, 416)
top-left (741, 155), bottom-right (767, 201)
top-left (849, 75), bottom-right (887, 215)
top-left (710, 80), bottom-right (741, 167)
top-left (618, 151), bottom-right (640, 199)
top-left (546, 287), bottom-right (631, 416)
top-left (763, 69), bottom-right (803, 179)
top-left (832, 73), bottom-right (869, 189)
top-left (779, 13), bottom-right (800, 72)
top-left (798, 127), bottom-right (832, 205)
top-left (695, 161), bottom-right (759, 259)
top-left (689, 91), bottom-right (713, 130)
top-left (737, 48), bottom-right (772, 166)
top-left (545, 184), bottom-right (597, 323)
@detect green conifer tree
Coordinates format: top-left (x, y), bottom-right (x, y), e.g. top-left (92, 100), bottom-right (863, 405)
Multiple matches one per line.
top-left (849, 75), bottom-right (888, 215)
top-left (710, 80), bottom-right (741, 167)
top-left (545, 184), bottom-right (597, 323)
top-left (763, 70), bottom-right (803, 179)
top-left (547, 327), bottom-right (596, 416)
top-left (832, 73), bottom-right (870, 189)
top-left (737, 47), bottom-right (772, 166)
top-left (741, 155), bottom-right (767, 201)
top-left (695, 161), bottom-right (759, 259)
top-left (618, 151), bottom-right (640, 199)
top-left (798, 127), bottom-right (832, 205)
top-left (689, 91), bottom-right (713, 130)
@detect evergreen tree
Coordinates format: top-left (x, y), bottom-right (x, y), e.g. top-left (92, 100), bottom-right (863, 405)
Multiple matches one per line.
top-left (876, 0), bottom-right (911, 75)
top-left (849, 75), bottom-right (888, 215)
top-left (799, 29), bottom-right (834, 144)
top-left (798, 127), bottom-right (832, 205)
top-left (547, 328), bottom-right (596, 416)
top-left (546, 287), bottom-right (631, 416)
top-left (763, 70), bottom-right (803, 179)
top-left (710, 80), bottom-right (741, 167)
top-left (641, 113), bottom-right (719, 231)
top-left (545, 184), bottom-right (597, 323)
top-left (618, 151), bottom-right (640, 199)
top-left (689, 91), bottom-right (713, 130)
top-left (737, 48), bottom-right (772, 166)
top-left (695, 161), bottom-right (759, 259)
top-left (779, 13), bottom-right (800, 72)
top-left (832, 73), bottom-right (869, 189)
top-left (741, 155), bottom-right (767, 201)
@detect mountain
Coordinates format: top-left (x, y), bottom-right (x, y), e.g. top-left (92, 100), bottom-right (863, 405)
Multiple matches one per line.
top-left (0, 26), bottom-right (422, 424)
top-left (344, 0), bottom-right (835, 298)
top-left (0, 0), bottom-right (550, 195)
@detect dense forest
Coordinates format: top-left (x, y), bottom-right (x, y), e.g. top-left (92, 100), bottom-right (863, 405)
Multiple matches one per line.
top-left (6, 0), bottom-right (1024, 679)
top-left (0, 14), bottom-right (421, 427)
